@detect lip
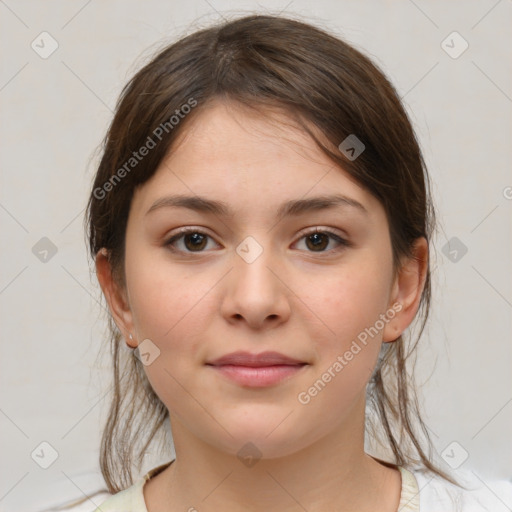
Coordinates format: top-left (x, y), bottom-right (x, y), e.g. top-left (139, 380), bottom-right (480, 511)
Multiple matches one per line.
top-left (206, 351), bottom-right (308, 388)
top-left (207, 350), bottom-right (306, 367)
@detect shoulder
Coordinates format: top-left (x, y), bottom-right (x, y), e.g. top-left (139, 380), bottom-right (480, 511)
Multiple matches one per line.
top-left (411, 467), bottom-right (512, 511)
top-left (93, 479), bottom-right (146, 512)
top-left (92, 462), bottom-right (173, 512)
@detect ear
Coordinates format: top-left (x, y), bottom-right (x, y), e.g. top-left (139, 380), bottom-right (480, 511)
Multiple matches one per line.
top-left (95, 248), bottom-right (137, 348)
top-left (382, 237), bottom-right (428, 343)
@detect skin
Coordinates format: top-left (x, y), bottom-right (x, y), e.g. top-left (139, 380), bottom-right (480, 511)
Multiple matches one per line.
top-left (96, 99), bottom-right (428, 512)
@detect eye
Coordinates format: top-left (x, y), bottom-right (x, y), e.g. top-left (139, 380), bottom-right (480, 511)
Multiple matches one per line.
top-left (165, 227), bottom-right (350, 255)
top-left (165, 228), bottom-right (218, 253)
top-left (294, 228), bottom-right (350, 253)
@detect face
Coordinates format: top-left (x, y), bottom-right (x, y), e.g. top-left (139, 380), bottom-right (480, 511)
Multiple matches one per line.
top-left (102, 100), bottom-right (415, 460)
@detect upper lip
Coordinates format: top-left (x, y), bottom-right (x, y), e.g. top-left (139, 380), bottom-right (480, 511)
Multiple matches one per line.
top-left (206, 351), bottom-right (306, 367)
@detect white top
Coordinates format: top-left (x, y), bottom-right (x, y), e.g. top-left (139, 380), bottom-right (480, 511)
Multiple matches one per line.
top-left (92, 460), bottom-right (512, 511)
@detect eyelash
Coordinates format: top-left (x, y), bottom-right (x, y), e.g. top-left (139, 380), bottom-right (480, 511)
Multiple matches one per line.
top-left (164, 227), bottom-right (351, 255)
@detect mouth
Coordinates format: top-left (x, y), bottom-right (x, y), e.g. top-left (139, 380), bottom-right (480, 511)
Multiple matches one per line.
top-left (205, 351), bottom-right (309, 388)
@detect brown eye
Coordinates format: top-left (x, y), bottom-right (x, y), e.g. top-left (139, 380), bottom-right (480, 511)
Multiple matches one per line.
top-left (295, 229), bottom-right (350, 254)
top-left (183, 232), bottom-right (207, 251)
top-left (305, 232), bottom-right (330, 251)
top-left (166, 229), bottom-right (216, 253)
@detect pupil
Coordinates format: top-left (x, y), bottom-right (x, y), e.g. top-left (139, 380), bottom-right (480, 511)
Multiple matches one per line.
top-left (186, 233), bottom-right (206, 250)
top-left (307, 233), bottom-right (327, 251)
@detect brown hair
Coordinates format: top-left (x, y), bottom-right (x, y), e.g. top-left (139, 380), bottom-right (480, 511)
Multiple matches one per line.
top-left (85, 13), bottom-right (454, 493)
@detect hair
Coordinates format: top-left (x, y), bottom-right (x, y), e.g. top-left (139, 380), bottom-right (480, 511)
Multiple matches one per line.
top-left (85, 13), bottom-right (456, 494)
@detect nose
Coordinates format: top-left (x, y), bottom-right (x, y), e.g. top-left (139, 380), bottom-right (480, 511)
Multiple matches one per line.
top-left (220, 239), bottom-right (292, 330)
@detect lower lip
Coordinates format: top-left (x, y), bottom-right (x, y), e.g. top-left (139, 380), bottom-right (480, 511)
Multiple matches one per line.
top-left (208, 364), bottom-right (306, 387)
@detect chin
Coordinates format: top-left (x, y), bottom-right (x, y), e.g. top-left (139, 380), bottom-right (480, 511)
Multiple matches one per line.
top-left (215, 434), bottom-right (304, 461)
top-left (202, 412), bottom-right (313, 461)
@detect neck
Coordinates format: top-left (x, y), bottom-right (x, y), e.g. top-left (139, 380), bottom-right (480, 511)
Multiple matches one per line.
top-left (144, 398), bottom-right (401, 512)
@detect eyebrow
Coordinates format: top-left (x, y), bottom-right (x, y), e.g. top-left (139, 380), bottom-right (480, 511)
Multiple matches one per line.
top-left (145, 193), bottom-right (368, 219)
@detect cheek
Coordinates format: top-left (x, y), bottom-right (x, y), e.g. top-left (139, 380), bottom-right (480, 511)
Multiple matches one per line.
top-left (303, 260), bottom-right (392, 400)
top-left (316, 265), bottom-right (392, 342)
top-left (125, 256), bottom-right (214, 414)
top-left (125, 247), bottom-right (207, 340)
top-left (295, 270), bottom-right (387, 423)
top-left (125, 252), bottom-right (221, 392)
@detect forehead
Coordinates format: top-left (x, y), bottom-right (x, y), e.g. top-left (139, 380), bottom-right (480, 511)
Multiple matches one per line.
top-left (167, 100), bottom-right (334, 171)
top-left (130, 100), bottom-right (384, 222)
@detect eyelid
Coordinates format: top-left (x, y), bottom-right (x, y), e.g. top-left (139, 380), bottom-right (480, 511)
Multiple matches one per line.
top-left (168, 226), bottom-right (213, 238)
top-left (165, 226), bottom-right (220, 248)
top-left (296, 225), bottom-right (348, 240)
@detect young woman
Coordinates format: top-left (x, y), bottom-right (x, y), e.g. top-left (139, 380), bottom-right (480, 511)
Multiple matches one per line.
top-left (85, 13), bottom-right (511, 512)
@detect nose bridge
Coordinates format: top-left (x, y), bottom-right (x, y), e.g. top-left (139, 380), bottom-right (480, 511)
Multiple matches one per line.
top-left (233, 234), bottom-right (279, 294)
top-left (222, 233), bottom-right (290, 326)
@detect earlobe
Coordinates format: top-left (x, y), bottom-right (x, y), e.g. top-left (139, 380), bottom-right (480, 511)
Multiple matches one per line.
top-left (382, 238), bottom-right (428, 343)
top-left (95, 248), bottom-right (137, 348)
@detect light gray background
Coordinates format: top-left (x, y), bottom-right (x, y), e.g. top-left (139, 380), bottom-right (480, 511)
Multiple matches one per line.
top-left (1, 1), bottom-right (511, 511)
